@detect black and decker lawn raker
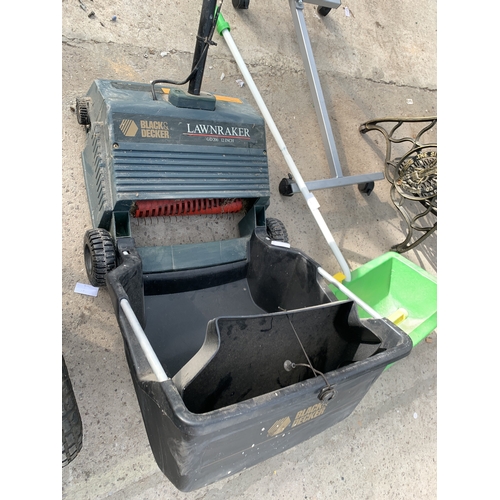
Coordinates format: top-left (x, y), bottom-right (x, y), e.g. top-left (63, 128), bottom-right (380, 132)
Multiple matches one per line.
top-left (75, 0), bottom-right (411, 492)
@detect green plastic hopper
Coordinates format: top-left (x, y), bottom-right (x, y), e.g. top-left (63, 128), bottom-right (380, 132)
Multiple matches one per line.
top-left (330, 252), bottom-right (437, 346)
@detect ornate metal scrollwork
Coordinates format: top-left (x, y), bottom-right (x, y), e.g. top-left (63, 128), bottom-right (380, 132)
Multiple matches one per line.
top-left (359, 117), bottom-right (437, 253)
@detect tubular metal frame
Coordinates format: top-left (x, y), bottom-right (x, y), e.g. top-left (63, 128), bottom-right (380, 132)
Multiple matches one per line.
top-left (284, 0), bottom-right (384, 194)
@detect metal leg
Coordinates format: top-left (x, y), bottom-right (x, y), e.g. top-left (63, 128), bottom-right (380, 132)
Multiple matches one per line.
top-left (390, 188), bottom-right (437, 253)
top-left (284, 0), bottom-right (384, 194)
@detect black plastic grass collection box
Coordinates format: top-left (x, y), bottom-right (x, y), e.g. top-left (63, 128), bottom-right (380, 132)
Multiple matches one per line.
top-left (107, 232), bottom-right (412, 492)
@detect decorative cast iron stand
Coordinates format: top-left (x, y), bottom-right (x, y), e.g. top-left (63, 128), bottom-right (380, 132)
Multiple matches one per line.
top-left (359, 117), bottom-right (437, 253)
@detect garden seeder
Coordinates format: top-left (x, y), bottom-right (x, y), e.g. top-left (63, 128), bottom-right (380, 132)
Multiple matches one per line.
top-left (74, 1), bottom-right (430, 492)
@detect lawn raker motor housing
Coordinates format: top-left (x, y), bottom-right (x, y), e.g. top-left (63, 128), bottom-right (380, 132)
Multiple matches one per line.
top-left (78, 76), bottom-right (274, 279)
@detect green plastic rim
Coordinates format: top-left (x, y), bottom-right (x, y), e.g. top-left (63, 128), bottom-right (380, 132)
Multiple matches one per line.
top-left (216, 10), bottom-right (230, 35)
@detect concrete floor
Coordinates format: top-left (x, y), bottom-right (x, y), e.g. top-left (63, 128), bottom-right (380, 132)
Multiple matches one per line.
top-left (62, 1), bottom-right (437, 498)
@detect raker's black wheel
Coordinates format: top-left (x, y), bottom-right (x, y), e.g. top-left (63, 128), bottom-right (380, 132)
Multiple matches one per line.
top-left (76, 97), bottom-right (91, 126)
top-left (266, 217), bottom-right (289, 243)
top-left (83, 228), bottom-right (116, 287)
top-left (317, 7), bottom-right (332, 17)
top-left (62, 356), bottom-right (83, 467)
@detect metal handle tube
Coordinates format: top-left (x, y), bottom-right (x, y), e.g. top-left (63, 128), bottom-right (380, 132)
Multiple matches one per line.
top-left (188, 0), bottom-right (219, 95)
top-left (317, 267), bottom-right (382, 319)
top-left (120, 299), bottom-right (169, 382)
top-left (219, 25), bottom-right (351, 281)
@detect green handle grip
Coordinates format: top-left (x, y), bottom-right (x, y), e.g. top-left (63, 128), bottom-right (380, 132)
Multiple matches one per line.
top-left (216, 9), bottom-right (230, 35)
